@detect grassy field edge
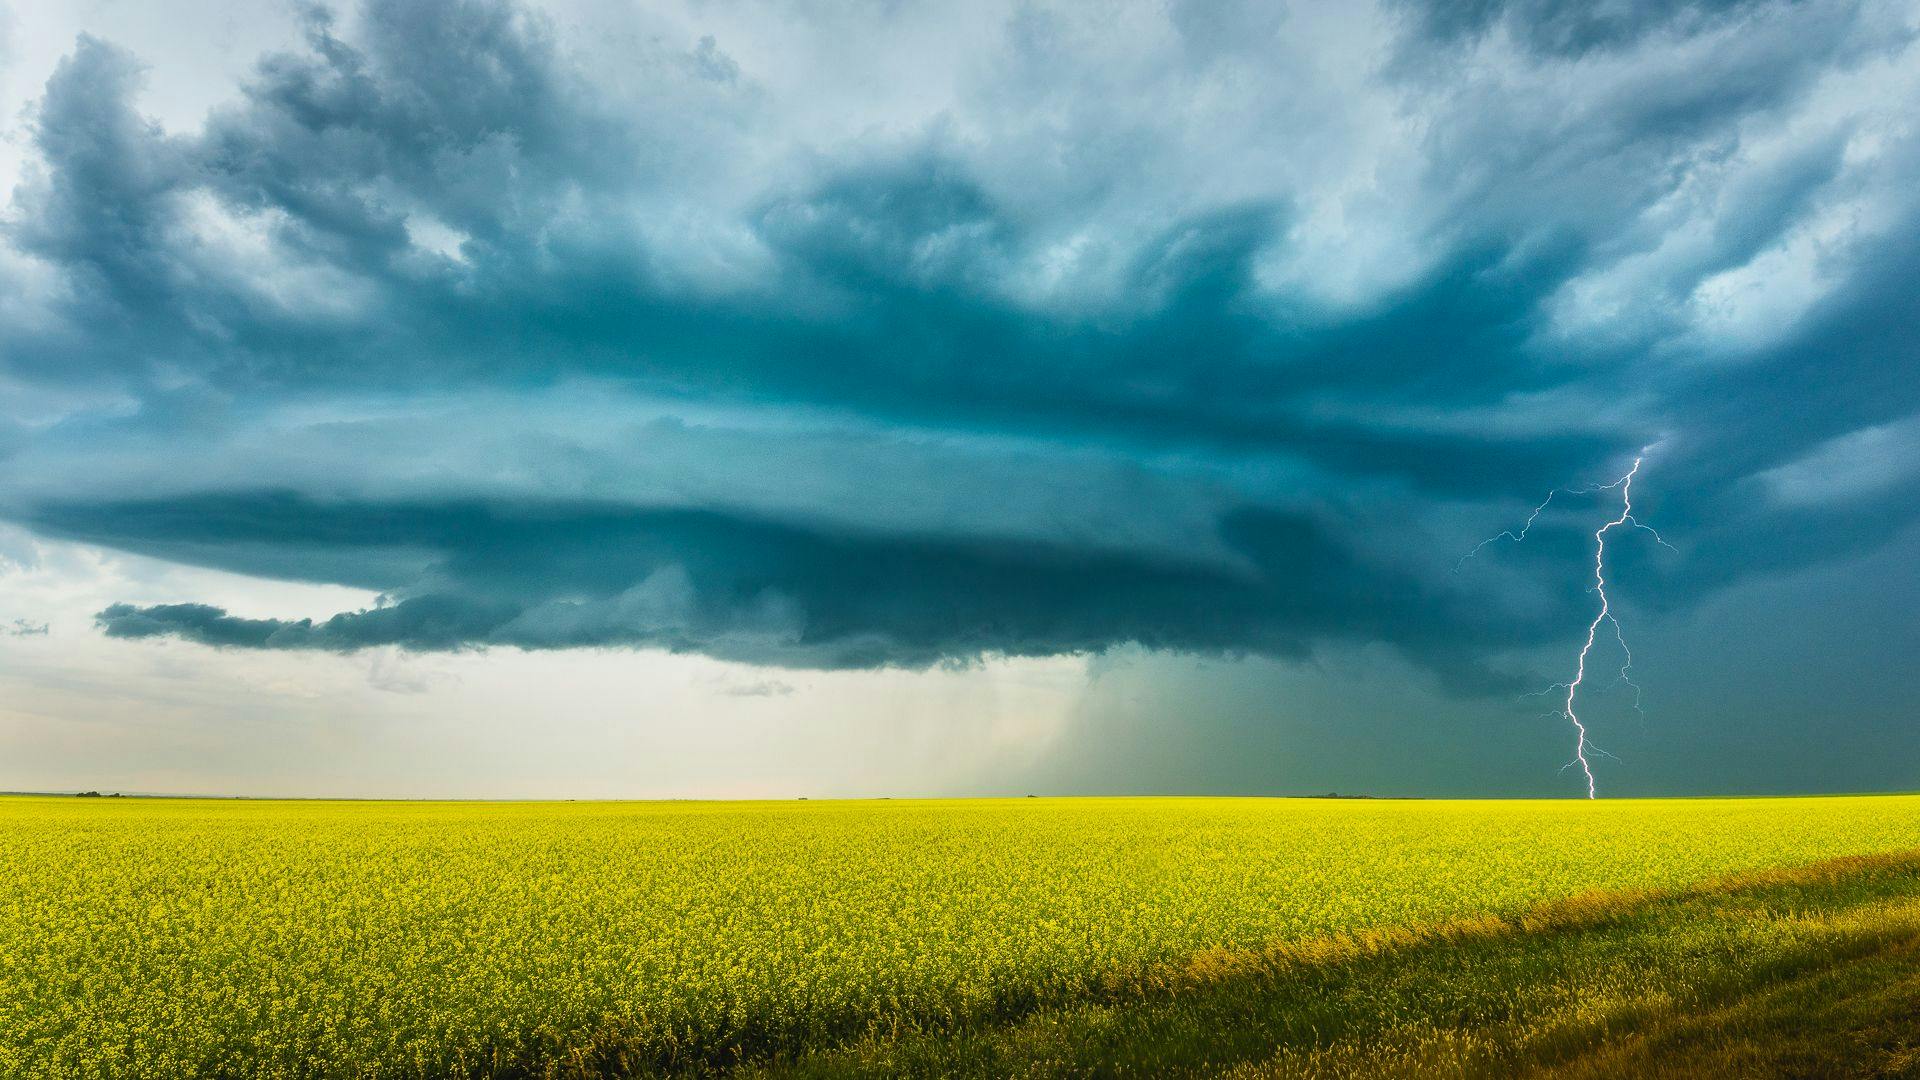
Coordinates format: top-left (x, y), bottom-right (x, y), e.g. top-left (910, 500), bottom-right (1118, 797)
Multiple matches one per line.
top-left (726, 849), bottom-right (1920, 1079)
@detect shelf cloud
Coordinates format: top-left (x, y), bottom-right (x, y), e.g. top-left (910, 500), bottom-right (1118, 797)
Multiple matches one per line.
top-left (3, 0), bottom-right (1917, 686)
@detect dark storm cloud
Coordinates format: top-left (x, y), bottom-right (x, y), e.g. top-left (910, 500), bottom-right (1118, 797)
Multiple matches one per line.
top-left (2, 0), bottom-right (1916, 681)
top-left (57, 493), bottom-right (1507, 683)
top-left (0, 5), bottom-right (1640, 444)
top-left (1394, 0), bottom-right (1777, 58)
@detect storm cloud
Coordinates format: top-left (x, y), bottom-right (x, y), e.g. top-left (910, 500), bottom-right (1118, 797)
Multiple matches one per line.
top-left (2, 0), bottom-right (1917, 684)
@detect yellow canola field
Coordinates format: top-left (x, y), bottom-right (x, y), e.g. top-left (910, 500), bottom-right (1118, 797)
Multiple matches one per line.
top-left (3, 794), bottom-right (1919, 1076)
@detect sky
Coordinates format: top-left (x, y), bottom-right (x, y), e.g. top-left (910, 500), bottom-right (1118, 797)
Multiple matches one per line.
top-left (0, 0), bottom-right (1916, 799)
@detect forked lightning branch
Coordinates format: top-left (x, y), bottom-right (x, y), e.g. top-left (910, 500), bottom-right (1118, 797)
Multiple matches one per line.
top-left (1460, 456), bottom-right (1675, 797)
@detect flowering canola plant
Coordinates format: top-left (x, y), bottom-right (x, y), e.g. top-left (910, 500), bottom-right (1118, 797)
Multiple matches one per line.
top-left (3, 794), bottom-right (1919, 1076)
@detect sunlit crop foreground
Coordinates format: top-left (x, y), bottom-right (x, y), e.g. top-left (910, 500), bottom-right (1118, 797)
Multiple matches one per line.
top-left (4, 795), bottom-right (1920, 1077)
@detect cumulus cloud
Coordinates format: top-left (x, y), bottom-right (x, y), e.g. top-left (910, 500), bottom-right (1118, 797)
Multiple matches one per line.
top-left (711, 676), bottom-right (796, 699)
top-left (1, 0), bottom-right (1916, 685)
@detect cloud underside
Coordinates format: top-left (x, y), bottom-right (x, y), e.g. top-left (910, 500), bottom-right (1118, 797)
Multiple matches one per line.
top-left (2, 0), bottom-right (1918, 678)
top-left (59, 494), bottom-right (1472, 670)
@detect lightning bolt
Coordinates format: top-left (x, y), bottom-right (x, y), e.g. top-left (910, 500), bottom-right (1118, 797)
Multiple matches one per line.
top-left (1463, 455), bottom-right (1674, 798)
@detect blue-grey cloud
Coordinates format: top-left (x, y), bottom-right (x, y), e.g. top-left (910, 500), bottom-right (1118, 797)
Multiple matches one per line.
top-left (1394, 0), bottom-right (1781, 58)
top-left (1, 0), bottom-right (1915, 691)
top-left (57, 493), bottom-right (1511, 687)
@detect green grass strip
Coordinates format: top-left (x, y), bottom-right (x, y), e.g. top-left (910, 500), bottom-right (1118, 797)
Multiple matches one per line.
top-left (720, 851), bottom-right (1920, 1079)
